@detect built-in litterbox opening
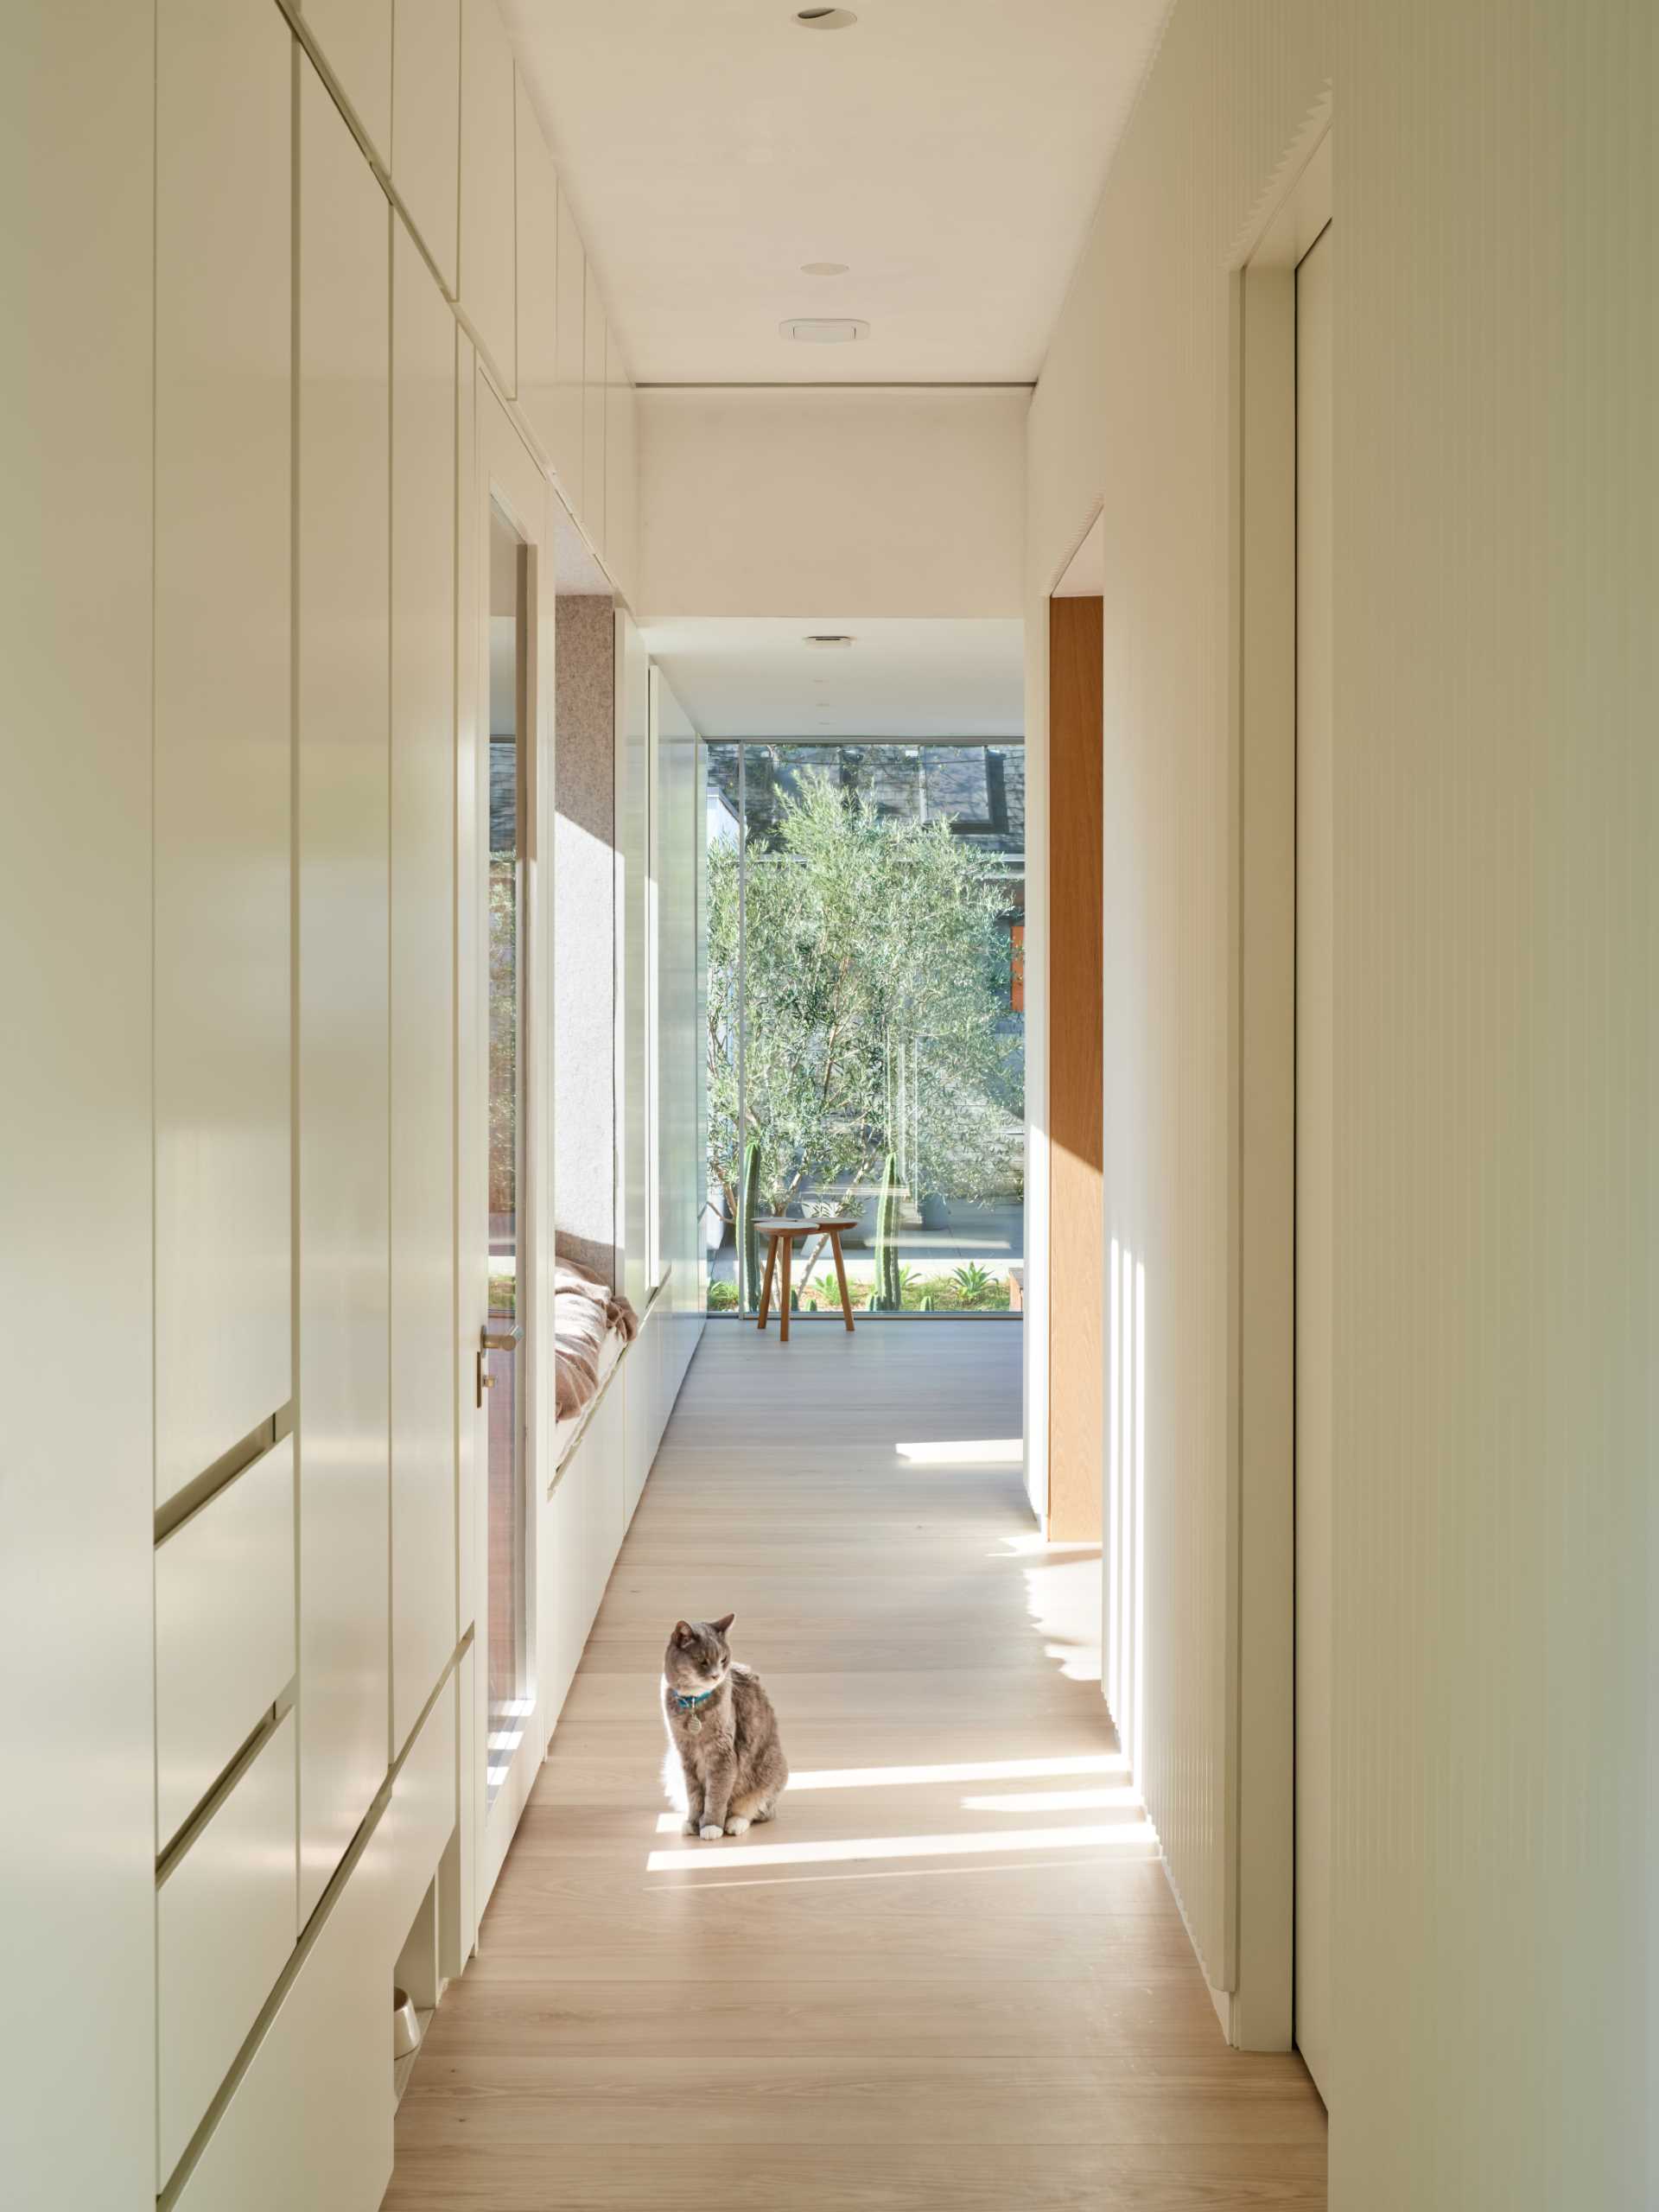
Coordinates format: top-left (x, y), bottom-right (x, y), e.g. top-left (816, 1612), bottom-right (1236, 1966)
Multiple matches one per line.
top-left (391, 1873), bottom-right (442, 2109)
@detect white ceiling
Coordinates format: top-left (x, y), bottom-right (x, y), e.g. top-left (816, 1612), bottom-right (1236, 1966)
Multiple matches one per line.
top-left (505, 0), bottom-right (1170, 385)
top-left (639, 616), bottom-right (1023, 738)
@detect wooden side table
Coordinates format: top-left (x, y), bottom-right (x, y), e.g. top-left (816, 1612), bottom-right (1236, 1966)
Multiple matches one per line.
top-left (754, 1217), bottom-right (857, 1342)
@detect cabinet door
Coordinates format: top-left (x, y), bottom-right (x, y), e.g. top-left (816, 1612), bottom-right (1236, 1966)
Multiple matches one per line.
top-left (391, 0), bottom-right (460, 293)
top-left (155, 0), bottom-right (293, 1507)
top-left (302, 0), bottom-right (391, 164)
top-left (296, 54), bottom-right (392, 1924)
top-left (156, 1439), bottom-right (296, 1849)
top-left (458, 0), bottom-right (516, 393)
top-left (157, 1713), bottom-right (297, 2184)
top-left (391, 216), bottom-right (460, 1758)
top-left (514, 68), bottom-right (558, 459)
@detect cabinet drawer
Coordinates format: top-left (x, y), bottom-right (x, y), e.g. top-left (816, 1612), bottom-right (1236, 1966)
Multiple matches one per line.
top-left (158, 1711), bottom-right (296, 2183)
top-left (156, 1438), bottom-right (296, 1847)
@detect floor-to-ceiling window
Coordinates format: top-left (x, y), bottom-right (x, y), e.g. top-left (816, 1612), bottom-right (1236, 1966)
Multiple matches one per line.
top-left (703, 738), bottom-right (1024, 1317)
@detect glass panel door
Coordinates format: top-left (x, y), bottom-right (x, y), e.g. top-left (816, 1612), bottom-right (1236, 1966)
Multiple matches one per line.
top-left (485, 497), bottom-right (529, 1802)
top-left (703, 738), bottom-right (1026, 1318)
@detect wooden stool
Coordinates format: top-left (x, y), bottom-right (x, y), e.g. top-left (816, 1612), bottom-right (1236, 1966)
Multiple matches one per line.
top-left (754, 1217), bottom-right (857, 1342)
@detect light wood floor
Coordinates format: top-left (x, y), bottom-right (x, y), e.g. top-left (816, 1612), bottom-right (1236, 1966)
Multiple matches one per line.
top-left (387, 1320), bottom-right (1326, 2209)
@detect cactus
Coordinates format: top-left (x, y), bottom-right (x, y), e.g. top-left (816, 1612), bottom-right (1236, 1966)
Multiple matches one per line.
top-left (737, 1140), bottom-right (763, 1313)
top-left (873, 1151), bottom-right (901, 1312)
top-left (918, 1294), bottom-right (935, 1313)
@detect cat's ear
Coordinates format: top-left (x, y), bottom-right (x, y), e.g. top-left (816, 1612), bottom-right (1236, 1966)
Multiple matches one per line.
top-left (672, 1620), bottom-right (692, 1644)
top-left (712, 1611), bottom-right (735, 1634)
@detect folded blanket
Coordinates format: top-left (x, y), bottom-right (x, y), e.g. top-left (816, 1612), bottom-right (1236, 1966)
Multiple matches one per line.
top-left (553, 1257), bottom-right (639, 1420)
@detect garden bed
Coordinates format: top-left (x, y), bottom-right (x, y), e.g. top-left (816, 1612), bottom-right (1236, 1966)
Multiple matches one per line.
top-left (708, 1266), bottom-right (1013, 1317)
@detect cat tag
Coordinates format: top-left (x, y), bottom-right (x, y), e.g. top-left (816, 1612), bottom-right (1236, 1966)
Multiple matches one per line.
top-left (689, 1716), bottom-right (702, 1735)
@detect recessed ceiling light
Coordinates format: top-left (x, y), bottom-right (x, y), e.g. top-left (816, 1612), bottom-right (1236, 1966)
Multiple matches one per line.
top-left (779, 318), bottom-right (868, 344)
top-left (801, 261), bottom-right (849, 277)
top-left (794, 7), bottom-right (857, 27)
top-left (804, 634), bottom-right (854, 647)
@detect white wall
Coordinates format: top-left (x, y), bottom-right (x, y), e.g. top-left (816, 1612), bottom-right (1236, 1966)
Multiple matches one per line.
top-left (1028, 0), bottom-right (1331, 2017)
top-left (1029, 1), bottom-right (1657, 2204)
top-left (1331, 9), bottom-right (1656, 2207)
top-left (639, 385), bottom-right (1027, 618)
top-left (0, 6), bottom-right (157, 2202)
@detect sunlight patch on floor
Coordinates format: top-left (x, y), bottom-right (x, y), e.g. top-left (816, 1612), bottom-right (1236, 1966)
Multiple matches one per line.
top-left (786, 1751), bottom-right (1128, 1791)
top-left (646, 1817), bottom-right (1157, 1874)
top-left (646, 1850), bottom-right (1160, 1895)
top-left (896, 1437), bottom-right (1023, 1465)
top-left (959, 1784), bottom-right (1141, 1813)
top-left (1016, 1545), bottom-right (1104, 1686)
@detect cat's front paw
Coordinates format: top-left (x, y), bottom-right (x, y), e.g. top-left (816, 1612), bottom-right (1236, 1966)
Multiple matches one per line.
top-left (681, 1817), bottom-right (701, 1837)
top-left (724, 1816), bottom-right (751, 1836)
top-left (698, 1823), bottom-right (725, 1840)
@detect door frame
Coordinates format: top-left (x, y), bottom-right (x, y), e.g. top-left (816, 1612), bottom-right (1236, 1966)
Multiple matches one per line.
top-left (1223, 115), bottom-right (1332, 2053)
top-left (470, 369), bottom-right (555, 1911)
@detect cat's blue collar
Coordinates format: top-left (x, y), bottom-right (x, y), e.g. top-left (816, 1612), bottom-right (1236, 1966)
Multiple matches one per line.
top-left (673, 1685), bottom-right (720, 1712)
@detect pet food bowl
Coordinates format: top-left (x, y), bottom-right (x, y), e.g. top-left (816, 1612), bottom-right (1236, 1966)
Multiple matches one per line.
top-left (391, 1988), bottom-right (422, 2061)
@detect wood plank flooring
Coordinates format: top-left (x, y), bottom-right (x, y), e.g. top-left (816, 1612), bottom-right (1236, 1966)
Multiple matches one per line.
top-left (386, 1320), bottom-right (1326, 2209)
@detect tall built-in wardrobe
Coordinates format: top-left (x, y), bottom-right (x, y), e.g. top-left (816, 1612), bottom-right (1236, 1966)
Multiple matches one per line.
top-left (4, 4), bottom-right (704, 2206)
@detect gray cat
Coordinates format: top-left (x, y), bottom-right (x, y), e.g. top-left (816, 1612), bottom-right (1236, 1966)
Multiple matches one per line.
top-left (661, 1613), bottom-right (788, 1839)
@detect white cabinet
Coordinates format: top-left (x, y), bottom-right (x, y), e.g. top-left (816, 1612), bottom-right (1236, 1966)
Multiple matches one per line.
top-left (458, 0), bottom-right (516, 394)
top-left (582, 264), bottom-right (608, 554)
top-left (157, 1713), bottom-right (297, 2184)
top-left (391, 216), bottom-right (459, 1758)
top-left (514, 68), bottom-right (559, 460)
top-left (296, 54), bottom-right (392, 1923)
top-left (391, 0), bottom-right (460, 293)
top-left (169, 1770), bottom-right (390, 2212)
top-left (5, 10), bottom-right (157, 2199)
top-left (156, 1440), bottom-right (296, 1848)
top-left (357, 1675), bottom-right (458, 1954)
top-left (168, 1687), bottom-right (457, 2212)
top-left (552, 185), bottom-right (587, 512)
top-left (302, 0), bottom-right (391, 165)
top-left (155, 0), bottom-right (293, 1508)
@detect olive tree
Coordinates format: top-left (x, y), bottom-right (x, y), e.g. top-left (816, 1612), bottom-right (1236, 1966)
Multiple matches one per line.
top-left (707, 777), bottom-right (1021, 1223)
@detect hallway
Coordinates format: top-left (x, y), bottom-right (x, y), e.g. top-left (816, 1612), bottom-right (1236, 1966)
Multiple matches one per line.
top-left (387, 1322), bottom-right (1326, 2209)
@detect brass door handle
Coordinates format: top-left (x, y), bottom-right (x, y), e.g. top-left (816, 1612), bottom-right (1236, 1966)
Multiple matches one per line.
top-left (476, 1321), bottom-right (523, 1407)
